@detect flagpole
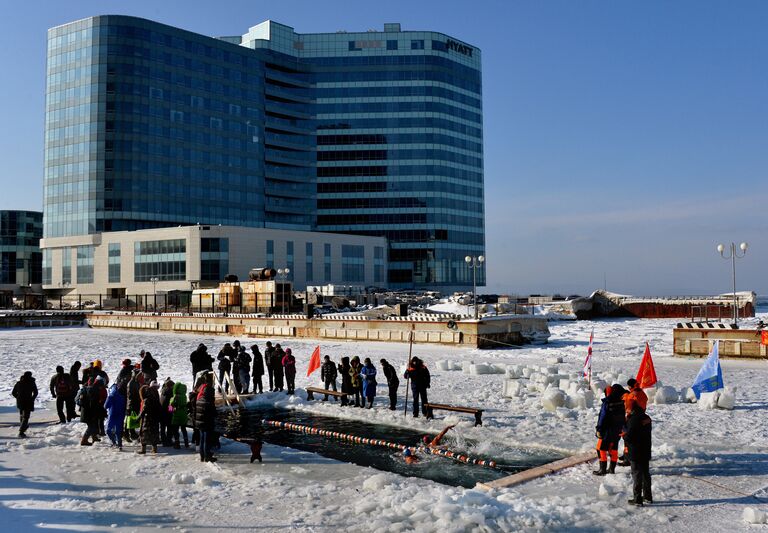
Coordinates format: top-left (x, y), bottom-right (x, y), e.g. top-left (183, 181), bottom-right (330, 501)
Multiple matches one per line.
top-left (403, 329), bottom-right (414, 417)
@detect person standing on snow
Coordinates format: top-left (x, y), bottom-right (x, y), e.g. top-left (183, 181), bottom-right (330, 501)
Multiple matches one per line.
top-left (619, 378), bottom-right (649, 466)
top-left (141, 352), bottom-right (160, 382)
top-left (12, 371), bottom-right (38, 438)
top-left (217, 344), bottom-right (233, 394)
top-left (169, 381), bottom-right (190, 449)
top-left (79, 376), bottom-right (107, 446)
top-left (190, 343), bottom-right (213, 383)
top-left (50, 365), bottom-right (75, 423)
top-left (360, 358), bottom-right (377, 409)
top-left (237, 345), bottom-right (252, 394)
top-left (282, 348), bottom-right (296, 395)
top-left (124, 369), bottom-right (143, 442)
top-left (624, 405), bottom-right (653, 506)
top-left (138, 381), bottom-right (162, 455)
top-left (349, 356), bottom-right (363, 407)
top-left (338, 357), bottom-right (352, 407)
top-left (320, 355), bottom-right (338, 401)
top-left (104, 383), bottom-right (127, 450)
top-left (379, 359), bottom-right (399, 411)
top-left (593, 385), bottom-right (627, 476)
top-left (159, 378), bottom-right (175, 446)
top-left (404, 357), bottom-right (430, 418)
top-left (264, 341), bottom-right (275, 391)
top-left (271, 344), bottom-right (285, 392)
top-left (114, 359), bottom-right (133, 395)
top-left (251, 344), bottom-right (264, 394)
top-left (195, 373), bottom-right (217, 463)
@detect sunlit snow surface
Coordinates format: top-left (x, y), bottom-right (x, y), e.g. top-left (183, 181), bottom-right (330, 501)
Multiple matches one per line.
top-left (0, 312), bottom-right (767, 532)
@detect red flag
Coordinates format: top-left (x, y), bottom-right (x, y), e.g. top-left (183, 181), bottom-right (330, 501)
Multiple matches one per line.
top-left (635, 342), bottom-right (658, 388)
top-left (761, 331), bottom-right (768, 346)
top-left (583, 328), bottom-right (594, 379)
top-left (306, 345), bottom-right (321, 377)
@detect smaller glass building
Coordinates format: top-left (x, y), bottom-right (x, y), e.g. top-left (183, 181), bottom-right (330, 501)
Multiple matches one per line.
top-left (0, 210), bottom-right (43, 290)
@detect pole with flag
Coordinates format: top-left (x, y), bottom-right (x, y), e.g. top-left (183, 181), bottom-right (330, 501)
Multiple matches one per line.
top-left (583, 328), bottom-right (594, 386)
top-left (691, 340), bottom-right (724, 399)
top-left (306, 345), bottom-right (321, 377)
top-left (635, 342), bottom-right (658, 389)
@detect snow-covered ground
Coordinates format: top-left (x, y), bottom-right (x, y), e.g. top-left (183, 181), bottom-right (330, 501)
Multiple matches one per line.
top-left (1, 314), bottom-right (767, 532)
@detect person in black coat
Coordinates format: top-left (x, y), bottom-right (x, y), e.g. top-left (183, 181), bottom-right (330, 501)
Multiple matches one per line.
top-left (50, 365), bottom-right (76, 423)
top-left (190, 343), bottom-right (213, 382)
top-left (624, 406), bottom-right (653, 505)
top-left (404, 357), bottom-right (430, 418)
top-left (271, 344), bottom-right (285, 392)
top-left (217, 344), bottom-right (233, 394)
top-left (12, 371), bottom-right (38, 437)
top-left (380, 359), bottom-right (400, 410)
top-left (593, 385), bottom-right (627, 476)
top-left (338, 356), bottom-right (352, 406)
top-left (264, 342), bottom-right (275, 391)
top-left (124, 369), bottom-right (143, 442)
top-left (195, 373), bottom-right (217, 462)
top-left (251, 345), bottom-right (264, 393)
top-left (141, 352), bottom-right (160, 382)
top-left (320, 355), bottom-right (338, 401)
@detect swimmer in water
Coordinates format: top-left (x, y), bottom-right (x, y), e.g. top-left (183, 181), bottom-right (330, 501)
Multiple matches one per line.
top-left (403, 448), bottom-right (419, 464)
top-left (421, 424), bottom-right (456, 448)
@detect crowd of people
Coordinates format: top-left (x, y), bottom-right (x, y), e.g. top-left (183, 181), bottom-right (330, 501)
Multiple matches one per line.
top-left (593, 378), bottom-right (653, 506)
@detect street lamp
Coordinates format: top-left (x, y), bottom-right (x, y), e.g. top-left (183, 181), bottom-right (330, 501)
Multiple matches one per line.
top-left (464, 255), bottom-right (485, 320)
top-left (277, 268), bottom-right (290, 314)
top-left (716, 242), bottom-right (748, 327)
top-left (150, 277), bottom-right (159, 311)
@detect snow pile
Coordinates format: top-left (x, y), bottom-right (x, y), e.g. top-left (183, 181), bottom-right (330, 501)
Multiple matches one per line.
top-left (743, 507), bottom-right (767, 524)
top-left (697, 387), bottom-right (736, 411)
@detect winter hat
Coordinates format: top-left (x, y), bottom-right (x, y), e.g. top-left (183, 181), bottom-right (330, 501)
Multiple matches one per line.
top-left (23, 371), bottom-right (32, 379)
top-left (627, 378), bottom-right (637, 388)
top-left (122, 358), bottom-right (132, 366)
top-left (285, 348), bottom-right (292, 355)
top-left (93, 359), bottom-right (102, 368)
top-left (56, 365), bottom-right (64, 373)
top-left (150, 380), bottom-right (159, 389)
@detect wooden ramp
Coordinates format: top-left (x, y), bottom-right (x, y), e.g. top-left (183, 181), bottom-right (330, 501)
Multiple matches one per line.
top-left (476, 451), bottom-right (595, 491)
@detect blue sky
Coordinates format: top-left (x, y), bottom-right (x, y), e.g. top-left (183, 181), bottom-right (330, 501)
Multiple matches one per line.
top-left (1, 1), bottom-right (765, 296)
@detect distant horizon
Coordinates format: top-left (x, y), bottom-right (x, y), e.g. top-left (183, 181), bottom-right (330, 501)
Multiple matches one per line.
top-left (1, 1), bottom-right (765, 295)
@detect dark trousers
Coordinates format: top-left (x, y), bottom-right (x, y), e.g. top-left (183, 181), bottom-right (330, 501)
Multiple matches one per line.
top-left (630, 459), bottom-right (652, 501)
top-left (219, 370), bottom-right (229, 394)
top-left (55, 396), bottom-right (74, 423)
top-left (171, 424), bottom-right (189, 447)
top-left (286, 373), bottom-right (295, 394)
top-left (18, 409), bottom-right (31, 434)
top-left (411, 386), bottom-right (428, 417)
top-left (388, 382), bottom-right (399, 410)
top-left (267, 366), bottom-right (274, 390)
top-left (274, 371), bottom-right (284, 391)
top-left (253, 374), bottom-right (263, 393)
top-left (324, 378), bottom-right (337, 400)
top-left (353, 385), bottom-right (362, 406)
top-left (199, 430), bottom-right (213, 460)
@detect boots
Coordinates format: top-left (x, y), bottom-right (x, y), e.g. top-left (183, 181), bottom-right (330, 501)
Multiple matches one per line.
top-left (137, 444), bottom-right (147, 455)
top-left (152, 445), bottom-right (158, 454)
top-left (608, 461), bottom-right (617, 474)
top-left (80, 434), bottom-right (93, 446)
top-left (592, 461), bottom-right (607, 476)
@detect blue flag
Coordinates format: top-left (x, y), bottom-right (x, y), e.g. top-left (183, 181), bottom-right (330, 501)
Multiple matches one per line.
top-left (691, 340), bottom-right (724, 399)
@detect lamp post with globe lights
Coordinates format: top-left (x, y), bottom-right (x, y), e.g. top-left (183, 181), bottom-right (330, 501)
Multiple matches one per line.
top-left (277, 268), bottom-right (291, 314)
top-left (716, 242), bottom-right (748, 327)
top-left (464, 255), bottom-right (485, 320)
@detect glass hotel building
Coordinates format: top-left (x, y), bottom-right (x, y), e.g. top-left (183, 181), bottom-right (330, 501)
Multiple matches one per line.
top-left (43, 16), bottom-right (484, 292)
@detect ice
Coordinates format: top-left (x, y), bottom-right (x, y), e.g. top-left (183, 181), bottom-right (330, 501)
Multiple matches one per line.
top-left (697, 391), bottom-right (720, 410)
top-left (503, 379), bottom-right (523, 398)
top-left (717, 388), bottom-right (736, 410)
top-left (541, 388), bottom-right (566, 411)
top-left (743, 507), bottom-right (766, 524)
top-left (653, 386), bottom-right (679, 404)
top-left (437, 360), bottom-right (451, 371)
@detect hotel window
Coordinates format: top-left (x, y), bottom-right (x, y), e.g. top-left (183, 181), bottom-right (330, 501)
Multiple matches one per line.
top-left (286, 241), bottom-right (294, 281)
top-left (324, 243), bottom-right (331, 282)
top-left (305, 242), bottom-right (313, 282)
top-left (76, 245), bottom-right (94, 284)
top-left (61, 247), bottom-right (71, 285)
top-left (201, 238), bottom-right (229, 281)
top-left (266, 240), bottom-right (274, 268)
top-left (133, 239), bottom-right (186, 282)
top-left (411, 40), bottom-right (425, 50)
top-left (374, 246), bottom-right (385, 284)
top-left (341, 245), bottom-right (365, 283)
top-left (42, 249), bottom-right (52, 285)
top-left (108, 243), bottom-right (121, 283)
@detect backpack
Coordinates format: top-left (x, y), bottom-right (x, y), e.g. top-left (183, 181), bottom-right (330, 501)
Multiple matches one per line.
top-left (75, 385), bottom-right (91, 409)
top-left (55, 375), bottom-right (71, 397)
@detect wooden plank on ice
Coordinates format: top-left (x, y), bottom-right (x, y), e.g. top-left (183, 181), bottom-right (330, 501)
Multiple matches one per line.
top-left (476, 451), bottom-right (595, 491)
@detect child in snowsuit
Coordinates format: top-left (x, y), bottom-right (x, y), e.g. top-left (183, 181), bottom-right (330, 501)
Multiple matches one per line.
top-left (104, 383), bottom-right (127, 449)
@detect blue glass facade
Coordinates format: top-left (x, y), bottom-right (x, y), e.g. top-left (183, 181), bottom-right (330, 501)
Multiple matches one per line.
top-left (44, 17), bottom-right (484, 290)
top-left (1, 210), bottom-right (43, 286)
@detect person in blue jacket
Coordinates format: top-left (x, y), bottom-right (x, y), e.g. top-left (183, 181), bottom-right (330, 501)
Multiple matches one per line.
top-left (360, 358), bottom-right (378, 409)
top-left (593, 384), bottom-right (627, 476)
top-left (104, 383), bottom-right (127, 450)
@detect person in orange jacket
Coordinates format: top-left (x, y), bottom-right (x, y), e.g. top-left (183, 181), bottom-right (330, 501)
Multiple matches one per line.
top-left (619, 378), bottom-right (649, 466)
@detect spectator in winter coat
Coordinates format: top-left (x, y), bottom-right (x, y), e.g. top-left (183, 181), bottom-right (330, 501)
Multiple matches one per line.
top-left (593, 385), bottom-right (627, 476)
top-left (159, 379), bottom-right (175, 446)
top-left (624, 405), bottom-right (653, 505)
top-left (190, 343), bottom-right (214, 383)
top-left (282, 348), bottom-right (296, 395)
top-left (380, 359), bottom-right (399, 411)
top-left (231, 340), bottom-right (243, 392)
top-left (12, 371), bottom-right (38, 438)
top-left (217, 345), bottom-right (233, 394)
top-left (79, 376), bottom-right (106, 446)
top-left (619, 378), bottom-right (649, 466)
top-left (338, 357), bottom-right (353, 406)
top-left (320, 355), bottom-right (338, 401)
top-left (404, 357), bottom-right (430, 418)
top-left (349, 357), bottom-right (363, 407)
top-left (251, 345), bottom-right (264, 393)
top-left (50, 365), bottom-right (76, 423)
top-left (360, 358), bottom-right (377, 408)
top-left (69, 361), bottom-right (82, 417)
top-left (264, 342), bottom-right (275, 391)
top-left (195, 374), bottom-right (217, 462)
top-left (188, 388), bottom-right (199, 446)
top-left (124, 370), bottom-right (143, 442)
top-left (169, 382), bottom-right (189, 449)
top-left (272, 344), bottom-right (285, 391)
top-left (114, 359), bottom-right (133, 395)
top-left (104, 384), bottom-right (127, 449)
top-left (138, 382), bottom-right (162, 454)
top-left (141, 352), bottom-right (160, 382)
top-left (237, 346), bottom-right (252, 394)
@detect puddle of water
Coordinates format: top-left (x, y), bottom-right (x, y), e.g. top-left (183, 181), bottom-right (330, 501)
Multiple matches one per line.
top-left (220, 407), bottom-right (562, 488)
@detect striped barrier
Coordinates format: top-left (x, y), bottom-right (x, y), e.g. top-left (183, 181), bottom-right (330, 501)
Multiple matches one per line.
top-left (260, 419), bottom-right (497, 469)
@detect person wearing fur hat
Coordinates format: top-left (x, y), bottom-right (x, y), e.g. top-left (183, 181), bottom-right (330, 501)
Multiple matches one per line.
top-left (137, 381), bottom-right (161, 454)
top-left (12, 371), bottom-right (38, 438)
